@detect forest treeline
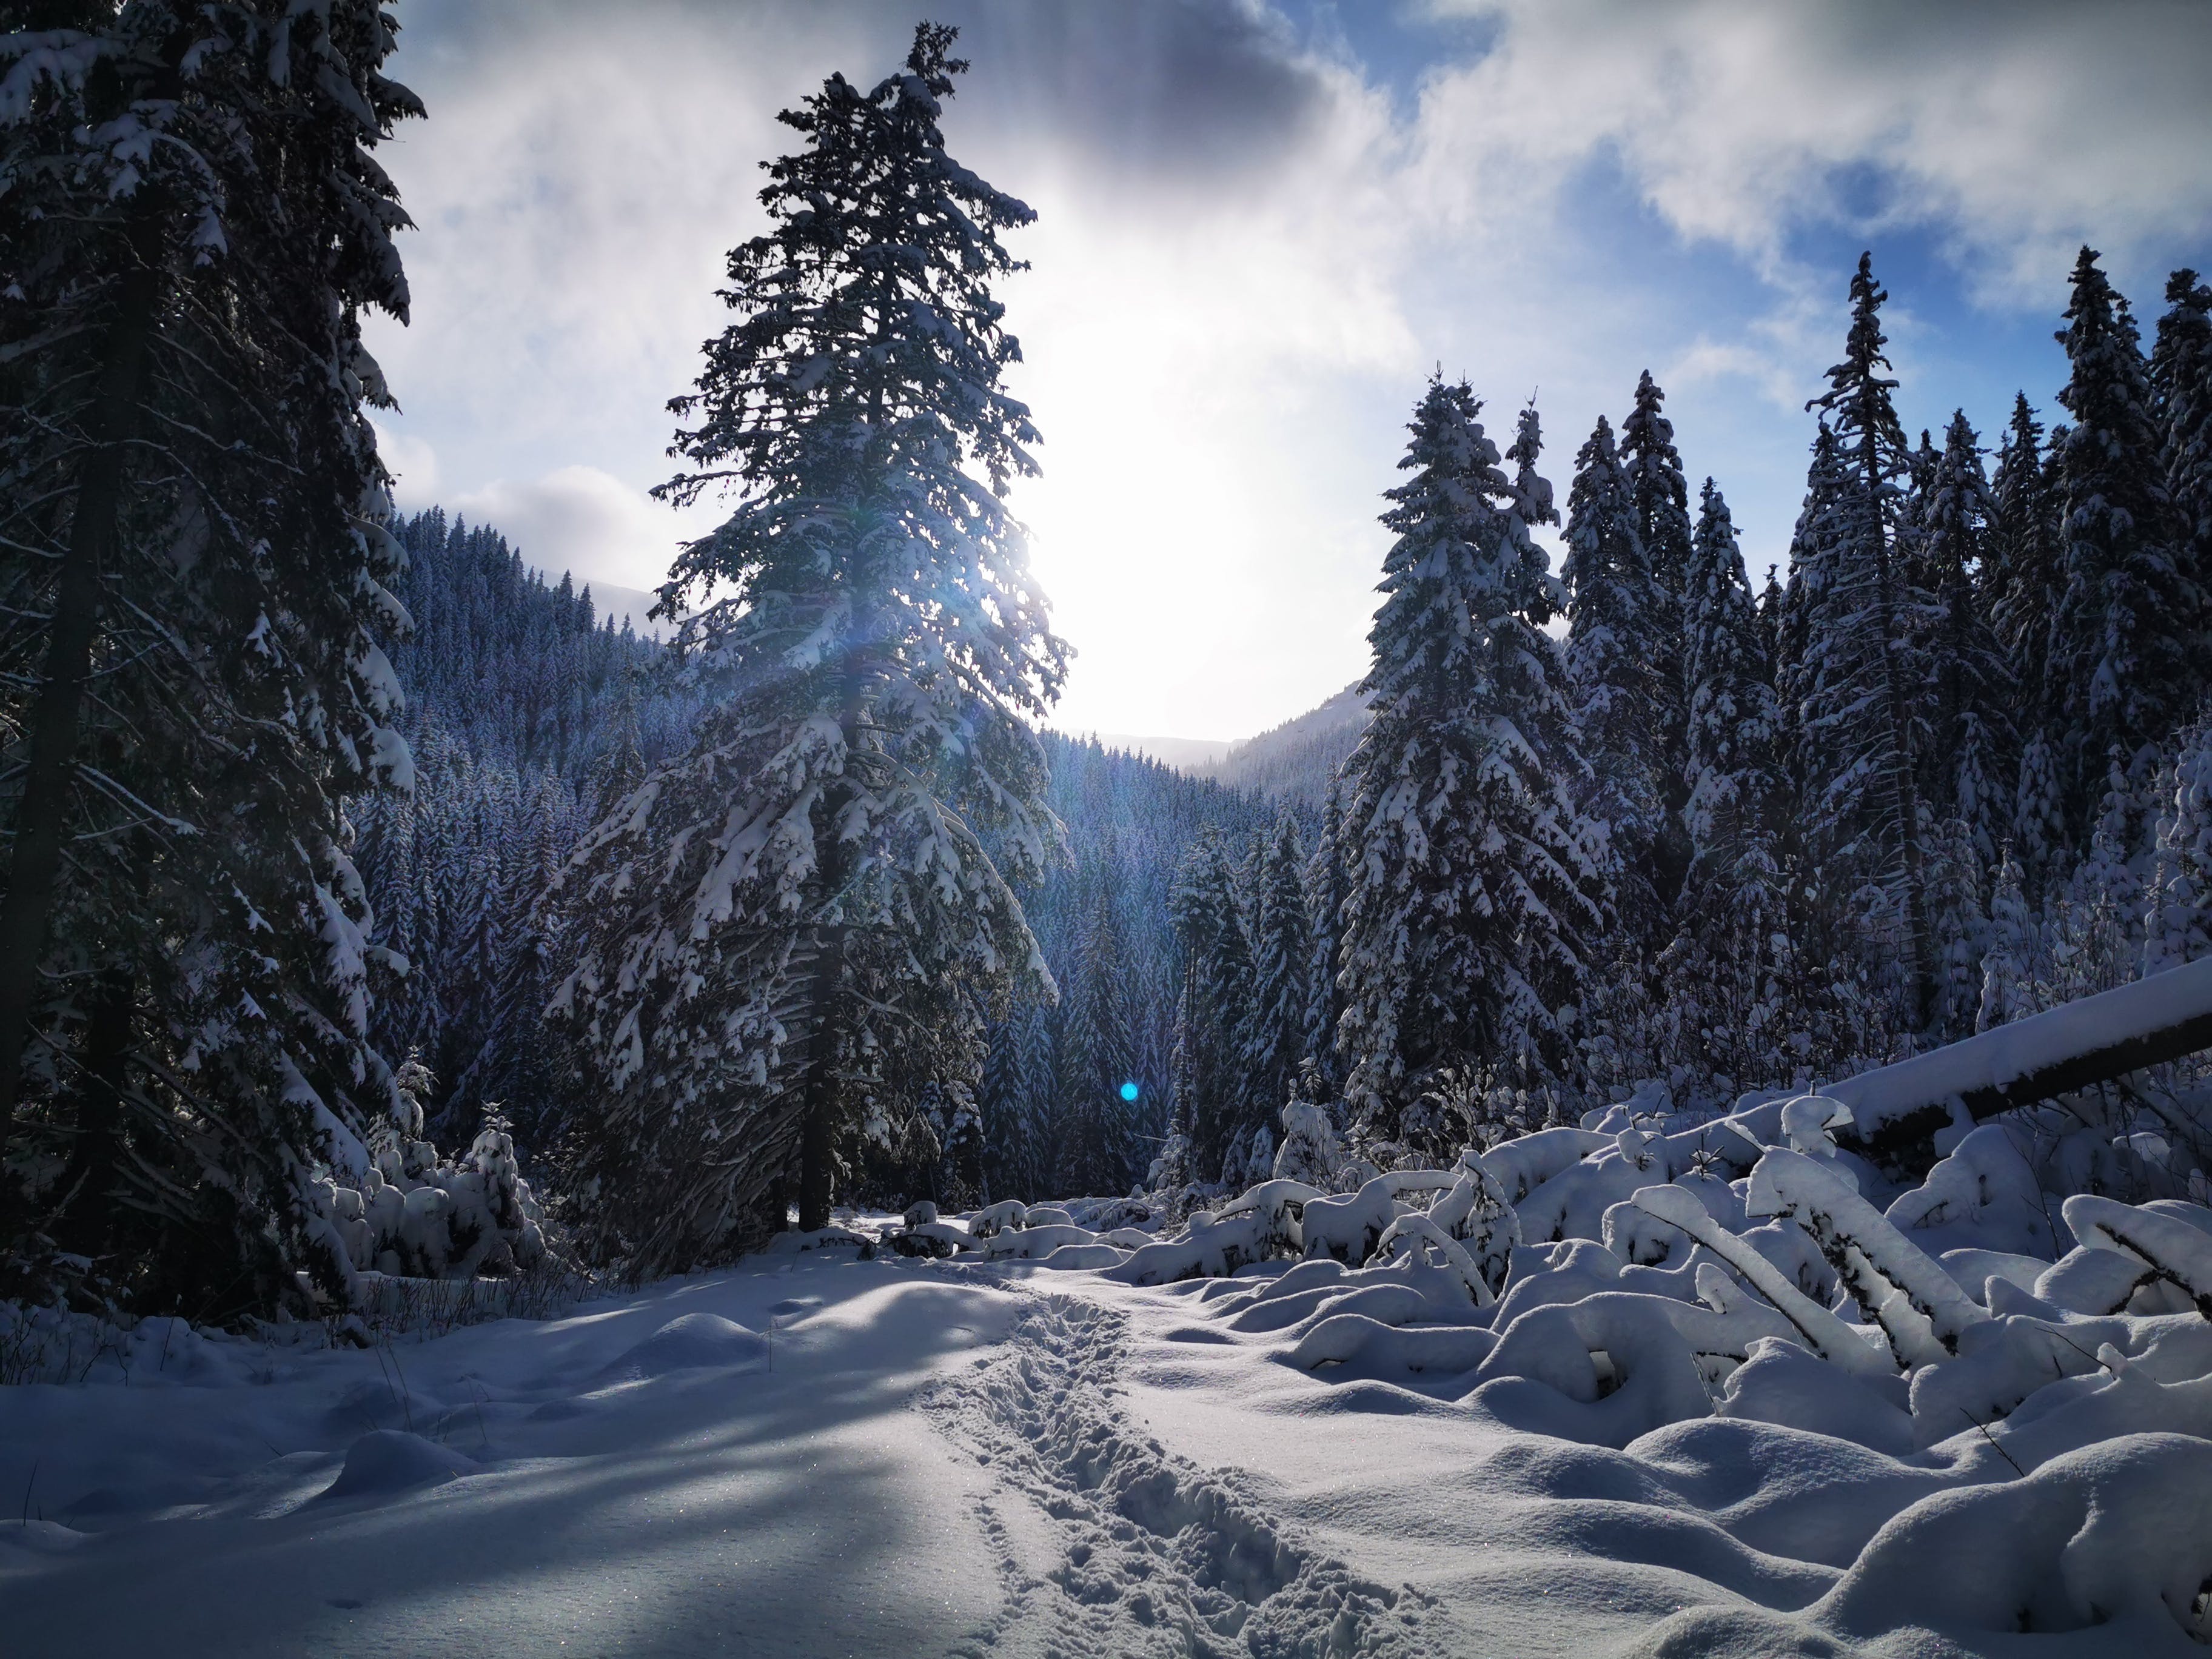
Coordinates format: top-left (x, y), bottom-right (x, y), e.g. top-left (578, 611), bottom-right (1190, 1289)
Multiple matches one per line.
top-left (349, 512), bottom-right (1267, 1210)
top-left (5, 10), bottom-right (2211, 1313)
top-left (1158, 250), bottom-right (2212, 1197)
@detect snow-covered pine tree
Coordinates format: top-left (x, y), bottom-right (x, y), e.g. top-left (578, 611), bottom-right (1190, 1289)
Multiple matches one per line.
top-left (1797, 253), bottom-right (1939, 1028)
top-left (471, 771), bottom-right (576, 1147)
top-left (1563, 415), bottom-right (1669, 946)
top-left (2048, 247), bottom-right (2205, 834)
top-left (2013, 732), bottom-right (2070, 885)
top-left (1244, 809), bottom-right (1311, 1121)
top-left (1303, 777), bottom-right (1350, 1101)
top-left (1669, 481), bottom-right (1788, 1090)
top-left (1620, 370), bottom-right (1696, 902)
top-left (1772, 424), bottom-right (1843, 806)
top-left (1985, 394), bottom-right (2068, 889)
top-left (1148, 970), bottom-right (1199, 1205)
top-left (1899, 427), bottom-right (1942, 588)
top-left (1925, 814), bottom-right (1988, 1041)
top-left (1168, 826), bottom-right (1256, 1176)
top-left (1917, 412), bottom-right (2019, 865)
top-left (1976, 847), bottom-right (2041, 1032)
top-left (1757, 564), bottom-right (1786, 685)
top-left (2057, 751), bottom-right (2152, 999)
top-left (0, 4), bottom-right (421, 1313)
top-left (997, 1000), bottom-right (1059, 1202)
top-left (1680, 481), bottom-right (1781, 893)
top-left (1338, 384), bottom-right (1607, 1148)
top-left (554, 25), bottom-right (1066, 1265)
top-left (1052, 877), bottom-right (1136, 1198)
top-left (1988, 395), bottom-right (2061, 703)
top-left (2145, 716), bottom-right (2212, 976)
top-left (2153, 269), bottom-right (2212, 615)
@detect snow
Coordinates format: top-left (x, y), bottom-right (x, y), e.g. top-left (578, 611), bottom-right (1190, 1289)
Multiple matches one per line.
top-left (2, 1262), bottom-right (1015, 1656)
top-left (13, 1130), bottom-right (2212, 1655)
top-left (1835, 953), bottom-right (2212, 1140)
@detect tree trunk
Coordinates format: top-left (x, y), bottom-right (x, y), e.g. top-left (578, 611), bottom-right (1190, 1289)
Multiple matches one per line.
top-left (1837, 953), bottom-right (2212, 1168)
top-left (0, 224), bottom-right (163, 1183)
top-left (796, 660), bottom-right (871, 1233)
top-left (796, 1002), bottom-right (840, 1231)
top-left (796, 789), bottom-right (851, 1233)
top-left (52, 966), bottom-right (134, 1253)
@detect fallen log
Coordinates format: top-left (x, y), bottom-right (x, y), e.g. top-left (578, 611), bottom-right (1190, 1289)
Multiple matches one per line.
top-left (1831, 956), bottom-right (2212, 1167)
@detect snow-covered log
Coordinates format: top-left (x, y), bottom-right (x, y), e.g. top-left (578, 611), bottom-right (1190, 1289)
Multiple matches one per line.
top-left (1832, 956), bottom-right (2212, 1164)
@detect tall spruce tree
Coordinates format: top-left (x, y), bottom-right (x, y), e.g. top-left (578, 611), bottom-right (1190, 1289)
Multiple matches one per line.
top-left (2153, 269), bottom-right (2212, 612)
top-left (1773, 423), bottom-right (1843, 803)
top-left (1680, 481), bottom-right (1781, 890)
top-left (1303, 777), bottom-right (1350, 1100)
top-left (1757, 565), bottom-right (1786, 680)
top-left (2048, 247), bottom-right (2204, 833)
top-left (1244, 808), bottom-right (1311, 1119)
top-left (1053, 878), bottom-right (1136, 1198)
top-left (1563, 415), bottom-right (1670, 945)
top-left (1669, 481), bottom-right (1788, 1089)
top-left (555, 25), bottom-right (1066, 1265)
top-left (1919, 412), bottom-right (2019, 865)
top-left (1620, 371), bottom-right (1696, 902)
top-left (1168, 827), bottom-right (1254, 1176)
top-left (0, 4), bottom-right (421, 1312)
top-left (1797, 253), bottom-right (1939, 1027)
top-left (1338, 383), bottom-right (1606, 1145)
top-left (1988, 397), bottom-right (2062, 746)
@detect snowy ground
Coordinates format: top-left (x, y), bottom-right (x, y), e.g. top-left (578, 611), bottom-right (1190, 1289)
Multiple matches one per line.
top-left (3, 1238), bottom-right (2201, 1657)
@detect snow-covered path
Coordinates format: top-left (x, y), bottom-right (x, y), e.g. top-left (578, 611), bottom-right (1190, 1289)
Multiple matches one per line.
top-left (923, 1290), bottom-right (1426, 1656)
top-left (4, 1251), bottom-right (2197, 1656)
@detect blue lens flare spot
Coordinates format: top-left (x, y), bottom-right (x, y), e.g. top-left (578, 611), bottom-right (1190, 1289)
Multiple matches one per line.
top-left (1119, 1081), bottom-right (1141, 1102)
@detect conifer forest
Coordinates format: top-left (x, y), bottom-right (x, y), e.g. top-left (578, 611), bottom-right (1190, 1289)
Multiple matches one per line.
top-left (9, 8), bottom-right (2212, 1656)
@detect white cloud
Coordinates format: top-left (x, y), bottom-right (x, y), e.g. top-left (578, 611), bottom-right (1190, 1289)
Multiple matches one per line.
top-left (1416, 0), bottom-right (2212, 298)
top-left (450, 466), bottom-right (692, 594)
top-left (370, 420), bottom-right (441, 506)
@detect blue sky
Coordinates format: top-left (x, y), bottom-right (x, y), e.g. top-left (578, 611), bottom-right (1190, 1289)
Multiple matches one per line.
top-left (362, 0), bottom-right (2212, 742)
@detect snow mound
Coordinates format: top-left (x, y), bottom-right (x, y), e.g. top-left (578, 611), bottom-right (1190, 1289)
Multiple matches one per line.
top-left (597, 1312), bottom-right (769, 1382)
top-left (0, 1520), bottom-right (89, 1560)
top-left (318, 1431), bottom-right (478, 1501)
top-left (1822, 1432), bottom-right (2212, 1637)
top-left (1621, 1432), bottom-right (2212, 1652)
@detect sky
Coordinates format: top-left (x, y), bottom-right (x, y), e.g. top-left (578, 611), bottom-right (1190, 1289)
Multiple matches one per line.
top-left (362, 0), bottom-right (2212, 745)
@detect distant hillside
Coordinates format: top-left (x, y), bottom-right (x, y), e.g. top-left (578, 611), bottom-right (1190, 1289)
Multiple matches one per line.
top-left (1069, 731), bottom-right (1233, 769)
top-left (1193, 682), bottom-right (1370, 805)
